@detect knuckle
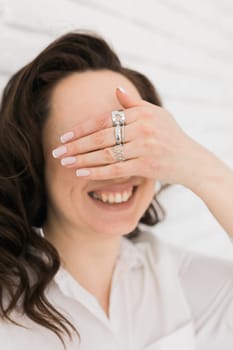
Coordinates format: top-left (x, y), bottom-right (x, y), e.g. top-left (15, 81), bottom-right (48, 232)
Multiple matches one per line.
top-left (140, 122), bottom-right (153, 137)
top-left (74, 124), bottom-right (84, 137)
top-left (143, 108), bottom-right (154, 120)
top-left (143, 137), bottom-right (156, 150)
top-left (96, 114), bottom-right (109, 130)
top-left (93, 130), bottom-right (105, 147)
top-left (103, 147), bottom-right (115, 163)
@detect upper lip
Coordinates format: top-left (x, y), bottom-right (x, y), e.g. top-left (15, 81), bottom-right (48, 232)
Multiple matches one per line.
top-left (88, 180), bottom-right (141, 193)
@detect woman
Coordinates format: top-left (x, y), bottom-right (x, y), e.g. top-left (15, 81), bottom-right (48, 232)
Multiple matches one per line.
top-left (0, 30), bottom-right (233, 350)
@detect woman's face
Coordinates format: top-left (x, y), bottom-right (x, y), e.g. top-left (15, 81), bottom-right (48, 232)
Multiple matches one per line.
top-left (42, 70), bottom-right (156, 238)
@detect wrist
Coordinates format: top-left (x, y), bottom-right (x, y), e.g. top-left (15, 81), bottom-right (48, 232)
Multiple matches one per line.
top-left (186, 145), bottom-right (232, 198)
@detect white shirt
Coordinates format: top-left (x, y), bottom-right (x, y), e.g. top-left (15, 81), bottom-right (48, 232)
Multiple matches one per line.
top-left (1, 228), bottom-right (233, 350)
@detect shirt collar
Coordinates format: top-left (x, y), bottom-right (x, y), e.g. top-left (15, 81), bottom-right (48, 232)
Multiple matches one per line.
top-left (33, 226), bottom-right (144, 272)
top-left (118, 235), bottom-right (144, 269)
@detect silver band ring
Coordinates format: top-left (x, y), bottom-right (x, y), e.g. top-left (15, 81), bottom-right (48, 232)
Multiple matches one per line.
top-left (111, 110), bottom-right (126, 126)
top-left (115, 123), bottom-right (122, 145)
top-left (121, 123), bottom-right (125, 144)
top-left (112, 144), bottom-right (125, 162)
top-left (111, 109), bottom-right (126, 146)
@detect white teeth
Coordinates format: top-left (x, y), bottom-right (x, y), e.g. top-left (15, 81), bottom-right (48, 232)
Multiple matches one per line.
top-left (115, 193), bottom-right (122, 203)
top-left (91, 188), bottom-right (134, 204)
top-left (108, 193), bottom-right (115, 203)
top-left (122, 191), bottom-right (129, 202)
top-left (101, 193), bottom-right (108, 202)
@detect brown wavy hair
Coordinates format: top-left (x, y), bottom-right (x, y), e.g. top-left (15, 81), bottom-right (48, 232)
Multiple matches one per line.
top-left (0, 30), bottom-right (170, 348)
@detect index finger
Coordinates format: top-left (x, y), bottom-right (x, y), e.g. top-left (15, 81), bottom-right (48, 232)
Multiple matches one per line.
top-left (60, 109), bottom-right (131, 144)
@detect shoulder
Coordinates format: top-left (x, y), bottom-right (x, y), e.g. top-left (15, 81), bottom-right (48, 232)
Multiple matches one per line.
top-left (132, 229), bottom-right (233, 324)
top-left (0, 315), bottom-right (64, 350)
top-left (130, 228), bottom-right (188, 269)
top-left (169, 241), bottom-right (233, 323)
top-left (131, 228), bottom-right (233, 279)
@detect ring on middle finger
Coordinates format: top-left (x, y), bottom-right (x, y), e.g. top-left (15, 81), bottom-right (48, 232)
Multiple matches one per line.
top-left (111, 110), bottom-right (126, 146)
top-left (111, 110), bottom-right (126, 126)
top-left (115, 122), bottom-right (122, 145)
top-left (121, 123), bottom-right (125, 144)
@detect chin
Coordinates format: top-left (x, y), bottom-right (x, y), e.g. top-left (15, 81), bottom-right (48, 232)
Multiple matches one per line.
top-left (93, 220), bottom-right (139, 238)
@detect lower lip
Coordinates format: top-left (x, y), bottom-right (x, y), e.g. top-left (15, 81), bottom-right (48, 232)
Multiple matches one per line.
top-left (87, 186), bottom-right (138, 212)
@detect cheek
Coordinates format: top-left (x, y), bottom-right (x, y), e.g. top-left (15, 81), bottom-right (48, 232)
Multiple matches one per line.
top-left (144, 180), bottom-right (156, 199)
top-left (46, 156), bottom-right (70, 184)
top-left (138, 180), bottom-right (156, 212)
top-left (44, 156), bottom-right (80, 204)
top-left (42, 128), bottom-right (85, 212)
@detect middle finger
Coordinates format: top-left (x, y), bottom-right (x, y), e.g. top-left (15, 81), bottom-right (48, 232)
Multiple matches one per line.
top-left (53, 122), bottom-right (139, 158)
top-left (60, 140), bottom-right (141, 168)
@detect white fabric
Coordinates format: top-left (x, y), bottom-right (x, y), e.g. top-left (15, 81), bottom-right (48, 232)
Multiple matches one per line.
top-left (0, 228), bottom-right (233, 350)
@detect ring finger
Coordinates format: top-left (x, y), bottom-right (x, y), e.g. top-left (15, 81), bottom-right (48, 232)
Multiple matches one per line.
top-left (53, 121), bottom-right (138, 158)
top-left (60, 140), bottom-right (142, 169)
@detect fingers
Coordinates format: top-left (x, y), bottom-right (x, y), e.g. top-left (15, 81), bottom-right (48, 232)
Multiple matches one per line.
top-left (60, 140), bottom-right (141, 169)
top-left (116, 86), bottom-right (155, 107)
top-left (52, 121), bottom-right (140, 158)
top-left (59, 108), bottom-right (136, 144)
top-left (75, 158), bottom-right (142, 180)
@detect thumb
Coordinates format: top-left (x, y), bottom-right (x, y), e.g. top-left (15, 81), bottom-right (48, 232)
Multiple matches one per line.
top-left (116, 86), bottom-right (150, 109)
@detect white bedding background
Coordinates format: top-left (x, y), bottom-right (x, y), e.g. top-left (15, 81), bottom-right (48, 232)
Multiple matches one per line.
top-left (0, 0), bottom-right (232, 260)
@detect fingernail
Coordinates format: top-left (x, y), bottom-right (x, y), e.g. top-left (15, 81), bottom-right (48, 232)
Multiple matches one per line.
top-left (76, 169), bottom-right (90, 176)
top-left (61, 156), bottom-right (76, 165)
top-left (60, 131), bottom-right (74, 143)
top-left (117, 86), bottom-right (127, 94)
top-left (52, 145), bottom-right (67, 158)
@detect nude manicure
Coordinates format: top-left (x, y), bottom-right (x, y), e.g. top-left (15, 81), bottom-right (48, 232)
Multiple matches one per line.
top-left (117, 86), bottom-right (126, 94)
top-left (52, 145), bottom-right (67, 158)
top-left (60, 131), bottom-right (74, 143)
top-left (61, 157), bottom-right (76, 165)
top-left (76, 169), bottom-right (90, 176)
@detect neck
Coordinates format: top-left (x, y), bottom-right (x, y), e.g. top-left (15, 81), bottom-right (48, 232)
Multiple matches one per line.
top-left (42, 221), bottom-right (122, 297)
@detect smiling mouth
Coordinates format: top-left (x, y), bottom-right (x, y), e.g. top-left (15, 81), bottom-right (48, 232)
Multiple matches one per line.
top-left (88, 186), bottom-right (138, 204)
